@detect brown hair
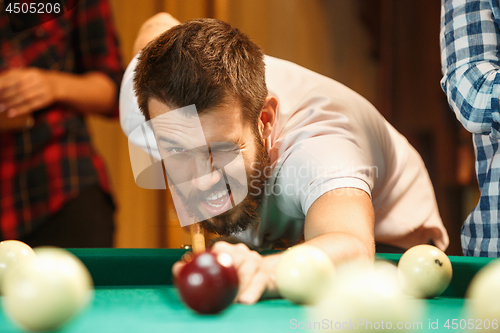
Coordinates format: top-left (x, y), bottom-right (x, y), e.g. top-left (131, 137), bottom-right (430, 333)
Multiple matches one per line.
top-left (134, 18), bottom-right (268, 123)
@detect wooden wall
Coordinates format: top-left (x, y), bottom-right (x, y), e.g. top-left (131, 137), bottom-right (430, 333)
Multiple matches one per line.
top-left (87, 0), bottom-right (167, 249)
top-left (372, 0), bottom-right (470, 255)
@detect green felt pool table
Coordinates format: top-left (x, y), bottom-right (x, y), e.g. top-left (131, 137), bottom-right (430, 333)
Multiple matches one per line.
top-left (0, 249), bottom-right (497, 333)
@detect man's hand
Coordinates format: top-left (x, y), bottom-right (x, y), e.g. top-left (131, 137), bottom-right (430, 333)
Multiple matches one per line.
top-left (0, 67), bottom-right (116, 117)
top-left (133, 13), bottom-right (180, 55)
top-left (0, 68), bottom-right (58, 117)
top-left (172, 241), bottom-right (281, 304)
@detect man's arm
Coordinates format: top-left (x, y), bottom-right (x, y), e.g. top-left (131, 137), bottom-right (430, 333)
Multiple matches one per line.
top-left (303, 187), bottom-right (375, 262)
top-left (173, 187), bottom-right (375, 304)
top-left (440, 0), bottom-right (500, 138)
top-left (240, 187), bottom-right (375, 304)
top-left (132, 13), bottom-right (180, 55)
top-left (0, 69), bottom-right (117, 117)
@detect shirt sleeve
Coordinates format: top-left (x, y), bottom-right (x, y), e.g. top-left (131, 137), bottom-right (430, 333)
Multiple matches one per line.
top-left (70, 0), bottom-right (123, 96)
top-left (273, 135), bottom-right (375, 218)
top-left (119, 54), bottom-right (162, 161)
top-left (440, 0), bottom-right (500, 138)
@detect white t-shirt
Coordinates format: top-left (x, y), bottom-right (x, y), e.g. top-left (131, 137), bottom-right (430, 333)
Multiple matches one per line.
top-left (120, 55), bottom-right (449, 251)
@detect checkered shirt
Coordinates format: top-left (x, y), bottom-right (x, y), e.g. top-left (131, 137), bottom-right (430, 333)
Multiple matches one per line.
top-left (441, 0), bottom-right (500, 256)
top-left (0, 0), bottom-right (122, 239)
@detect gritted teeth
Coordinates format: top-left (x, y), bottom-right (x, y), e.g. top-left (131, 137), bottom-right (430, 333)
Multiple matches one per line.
top-left (205, 189), bottom-right (228, 201)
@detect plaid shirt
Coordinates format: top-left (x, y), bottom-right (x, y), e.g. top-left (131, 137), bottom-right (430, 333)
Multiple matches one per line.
top-left (0, 0), bottom-right (122, 240)
top-left (441, 0), bottom-right (500, 256)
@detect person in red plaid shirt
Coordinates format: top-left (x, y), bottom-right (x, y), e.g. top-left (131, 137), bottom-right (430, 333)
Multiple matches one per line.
top-left (0, 0), bottom-right (123, 247)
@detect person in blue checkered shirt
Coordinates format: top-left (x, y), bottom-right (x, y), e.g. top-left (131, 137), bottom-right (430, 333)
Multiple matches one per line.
top-left (441, 0), bottom-right (500, 256)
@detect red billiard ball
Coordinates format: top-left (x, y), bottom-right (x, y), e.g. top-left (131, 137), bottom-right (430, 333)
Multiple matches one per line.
top-left (176, 251), bottom-right (238, 314)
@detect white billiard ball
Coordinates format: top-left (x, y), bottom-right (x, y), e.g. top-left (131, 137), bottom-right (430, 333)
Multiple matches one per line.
top-left (2, 247), bottom-right (94, 332)
top-left (0, 240), bottom-right (36, 294)
top-left (276, 244), bottom-right (335, 304)
top-left (466, 259), bottom-right (500, 324)
top-left (398, 244), bottom-right (452, 298)
top-left (311, 261), bottom-right (423, 332)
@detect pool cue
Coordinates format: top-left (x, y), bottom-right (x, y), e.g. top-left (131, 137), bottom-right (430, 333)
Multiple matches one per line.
top-left (190, 223), bottom-right (205, 253)
top-left (160, 158), bottom-right (205, 253)
top-left (188, 144), bottom-right (214, 254)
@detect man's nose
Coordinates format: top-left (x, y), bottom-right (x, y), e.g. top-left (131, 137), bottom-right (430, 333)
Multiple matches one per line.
top-left (190, 155), bottom-right (221, 192)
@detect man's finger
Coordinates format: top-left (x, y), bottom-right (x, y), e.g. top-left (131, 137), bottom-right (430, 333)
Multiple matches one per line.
top-left (2, 86), bottom-right (41, 111)
top-left (0, 70), bottom-right (23, 91)
top-left (211, 242), bottom-right (250, 267)
top-left (172, 261), bottom-right (186, 278)
top-left (237, 270), bottom-right (268, 305)
top-left (0, 76), bottom-right (38, 103)
top-left (232, 251), bottom-right (262, 298)
top-left (0, 80), bottom-right (22, 103)
top-left (7, 94), bottom-right (45, 117)
top-left (210, 241), bottom-right (269, 303)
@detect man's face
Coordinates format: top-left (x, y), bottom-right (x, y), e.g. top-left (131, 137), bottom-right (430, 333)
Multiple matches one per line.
top-left (149, 98), bottom-right (269, 236)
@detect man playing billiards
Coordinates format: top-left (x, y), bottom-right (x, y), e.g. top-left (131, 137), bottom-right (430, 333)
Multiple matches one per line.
top-left (120, 13), bottom-right (449, 305)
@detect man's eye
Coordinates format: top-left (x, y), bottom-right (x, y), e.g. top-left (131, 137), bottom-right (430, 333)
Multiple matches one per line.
top-left (168, 147), bottom-right (186, 154)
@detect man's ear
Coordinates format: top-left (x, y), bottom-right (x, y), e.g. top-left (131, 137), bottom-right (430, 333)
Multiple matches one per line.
top-left (259, 96), bottom-right (278, 139)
